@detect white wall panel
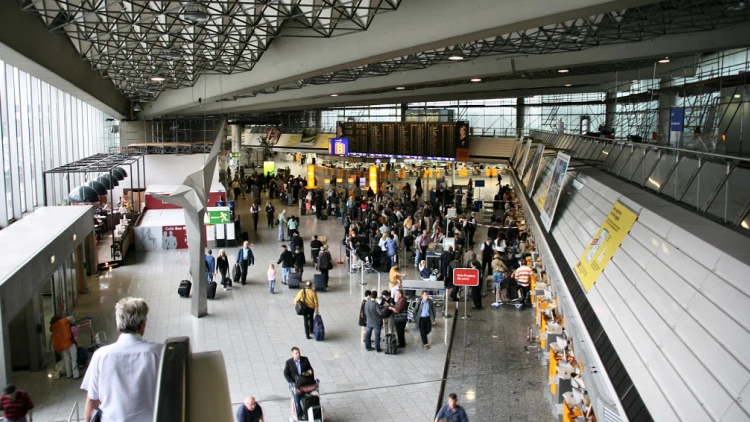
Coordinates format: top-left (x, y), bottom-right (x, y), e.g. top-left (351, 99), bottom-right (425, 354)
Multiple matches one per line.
top-left (673, 314), bottom-right (749, 397)
top-left (601, 262), bottom-right (633, 302)
top-left (595, 274), bottom-right (624, 316)
top-left (646, 347), bottom-right (713, 421)
top-left (686, 294), bottom-right (750, 365)
top-left (656, 241), bottom-right (711, 291)
top-left (738, 380), bottom-right (750, 416)
top-left (612, 300), bottom-right (659, 362)
top-left (713, 253), bottom-right (750, 297)
top-left (619, 236), bottom-right (655, 270)
top-left (628, 223), bottom-right (663, 254)
top-left (609, 251), bottom-right (645, 290)
top-left (661, 330), bottom-right (732, 420)
top-left (637, 208), bottom-right (675, 239)
top-left (623, 285), bottom-right (674, 346)
top-left (701, 273), bottom-right (750, 333)
top-left (666, 224), bottom-right (723, 270)
top-left (722, 402), bottom-right (749, 422)
top-left (644, 258), bottom-right (698, 309)
top-left (633, 273), bottom-right (684, 328)
top-left (585, 287), bottom-right (613, 326)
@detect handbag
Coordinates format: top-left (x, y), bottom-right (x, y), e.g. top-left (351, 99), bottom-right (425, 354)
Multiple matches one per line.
top-left (295, 373), bottom-right (316, 389)
top-left (295, 290), bottom-right (309, 315)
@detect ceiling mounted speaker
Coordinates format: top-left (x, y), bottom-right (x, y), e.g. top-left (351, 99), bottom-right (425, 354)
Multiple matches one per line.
top-left (97, 174), bottom-right (119, 188)
top-left (68, 186), bottom-right (100, 204)
top-left (112, 167), bottom-right (126, 180)
top-left (87, 180), bottom-right (108, 195)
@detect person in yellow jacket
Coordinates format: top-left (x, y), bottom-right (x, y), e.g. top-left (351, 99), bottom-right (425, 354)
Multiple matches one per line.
top-left (50, 316), bottom-right (79, 379)
top-left (294, 281), bottom-right (319, 339)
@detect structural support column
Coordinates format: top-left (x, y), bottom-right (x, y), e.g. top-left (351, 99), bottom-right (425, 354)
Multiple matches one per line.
top-left (605, 90), bottom-right (617, 130)
top-left (658, 78), bottom-right (676, 144)
top-left (516, 98), bottom-right (525, 137)
top-left (185, 209), bottom-right (208, 317)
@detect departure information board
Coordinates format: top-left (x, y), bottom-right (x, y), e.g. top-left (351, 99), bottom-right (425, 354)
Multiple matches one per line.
top-left (338, 121), bottom-right (466, 160)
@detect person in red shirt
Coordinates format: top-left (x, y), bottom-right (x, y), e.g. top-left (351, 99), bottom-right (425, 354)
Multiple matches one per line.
top-left (0, 384), bottom-right (34, 422)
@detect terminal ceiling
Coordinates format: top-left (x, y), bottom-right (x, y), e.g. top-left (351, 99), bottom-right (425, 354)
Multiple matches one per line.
top-left (13, 0), bottom-right (750, 117)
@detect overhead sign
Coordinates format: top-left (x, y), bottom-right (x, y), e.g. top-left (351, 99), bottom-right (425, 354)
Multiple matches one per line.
top-left (670, 107), bottom-right (684, 132)
top-left (206, 208), bottom-right (231, 225)
top-left (306, 164), bottom-right (315, 188)
top-left (538, 152), bottom-right (571, 231)
top-left (453, 268), bottom-right (480, 286)
top-left (329, 137), bottom-right (349, 155)
top-left (575, 202), bottom-right (639, 292)
top-left (230, 152), bottom-right (240, 158)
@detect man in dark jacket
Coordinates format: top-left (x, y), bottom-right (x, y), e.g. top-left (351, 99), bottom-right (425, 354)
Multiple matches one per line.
top-left (283, 347), bottom-right (314, 418)
top-left (277, 245), bottom-right (294, 285)
top-left (363, 291), bottom-right (383, 352)
top-left (310, 235), bottom-right (323, 269)
top-left (447, 258), bottom-right (460, 301)
top-left (317, 244), bottom-right (333, 288)
top-left (440, 246), bottom-right (454, 280)
top-left (236, 241), bottom-right (255, 285)
top-left (294, 246), bottom-right (306, 278)
top-left (481, 238), bottom-right (494, 282)
top-left (290, 232), bottom-right (303, 257)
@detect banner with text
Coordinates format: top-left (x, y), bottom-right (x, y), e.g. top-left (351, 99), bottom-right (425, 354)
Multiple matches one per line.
top-left (575, 201), bottom-right (639, 291)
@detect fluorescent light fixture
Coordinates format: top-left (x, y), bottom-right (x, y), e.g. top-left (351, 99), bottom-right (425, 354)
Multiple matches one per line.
top-left (470, 78), bottom-right (482, 82)
top-left (658, 57), bottom-right (670, 64)
top-left (557, 69), bottom-right (569, 73)
top-left (734, 94), bottom-right (742, 99)
top-left (565, 84), bottom-right (572, 87)
top-left (50, 255), bottom-right (55, 264)
top-left (742, 221), bottom-right (749, 229)
top-left (133, 103), bottom-right (142, 112)
top-left (647, 177), bottom-right (661, 188)
top-left (396, 86), bottom-right (406, 90)
top-left (448, 55), bottom-right (465, 61)
top-left (150, 76), bottom-right (166, 82)
top-left (330, 94), bottom-right (339, 97)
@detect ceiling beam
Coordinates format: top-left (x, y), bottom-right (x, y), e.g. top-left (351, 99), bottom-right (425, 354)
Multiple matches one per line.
top-left (0, 0), bottom-right (128, 119)
top-left (147, 0), bottom-right (664, 116)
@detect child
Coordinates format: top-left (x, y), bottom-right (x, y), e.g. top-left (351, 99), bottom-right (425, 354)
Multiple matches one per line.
top-left (268, 263), bottom-right (276, 294)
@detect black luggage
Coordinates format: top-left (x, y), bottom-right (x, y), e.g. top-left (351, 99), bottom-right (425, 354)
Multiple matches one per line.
top-left (288, 272), bottom-right (301, 288)
top-left (384, 333), bottom-right (398, 355)
top-left (320, 214), bottom-right (328, 221)
top-left (301, 395), bottom-right (322, 419)
top-left (207, 281), bottom-right (218, 299)
top-left (178, 280), bottom-right (191, 298)
top-left (232, 264), bottom-right (241, 283)
top-left (313, 273), bottom-right (326, 291)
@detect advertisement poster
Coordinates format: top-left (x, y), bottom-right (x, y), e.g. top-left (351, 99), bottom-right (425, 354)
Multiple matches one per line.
top-left (518, 138), bottom-right (533, 177)
top-left (511, 138), bottom-right (524, 168)
top-left (524, 144), bottom-right (545, 197)
top-left (509, 136), bottom-right (521, 163)
top-left (263, 161), bottom-right (275, 176)
top-left (162, 226), bottom-right (188, 249)
top-left (455, 121), bottom-right (470, 162)
top-left (539, 152), bottom-right (571, 231)
top-left (575, 202), bottom-right (639, 291)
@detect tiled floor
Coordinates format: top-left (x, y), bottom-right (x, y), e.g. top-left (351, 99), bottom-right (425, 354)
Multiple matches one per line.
top-left (14, 168), bottom-right (552, 422)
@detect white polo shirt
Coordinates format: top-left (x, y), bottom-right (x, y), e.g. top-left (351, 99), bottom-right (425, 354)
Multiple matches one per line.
top-left (81, 333), bottom-right (162, 422)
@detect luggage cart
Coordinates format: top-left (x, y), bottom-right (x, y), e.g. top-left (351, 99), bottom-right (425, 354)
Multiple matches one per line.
top-left (73, 317), bottom-right (108, 352)
top-left (289, 380), bottom-right (323, 422)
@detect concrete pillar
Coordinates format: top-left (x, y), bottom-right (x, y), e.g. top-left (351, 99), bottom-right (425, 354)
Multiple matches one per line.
top-left (185, 209), bottom-right (208, 318)
top-left (516, 97), bottom-right (525, 137)
top-left (401, 103), bottom-right (408, 122)
top-left (230, 125), bottom-right (241, 154)
top-left (658, 78), bottom-right (676, 143)
top-left (605, 90), bottom-right (617, 130)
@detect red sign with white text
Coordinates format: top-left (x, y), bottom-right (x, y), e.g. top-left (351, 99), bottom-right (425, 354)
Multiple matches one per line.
top-left (453, 268), bottom-right (479, 286)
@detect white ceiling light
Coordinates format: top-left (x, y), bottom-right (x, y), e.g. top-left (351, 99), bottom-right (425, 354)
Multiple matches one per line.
top-left (565, 84), bottom-right (572, 87)
top-left (727, 2), bottom-right (745, 11)
top-left (395, 86), bottom-right (406, 90)
top-left (150, 76), bottom-right (166, 82)
top-left (470, 78), bottom-right (482, 82)
top-left (557, 69), bottom-right (569, 73)
top-left (448, 55), bottom-right (465, 61)
top-left (658, 57), bottom-right (670, 64)
top-left (133, 103), bottom-right (142, 112)
top-left (330, 94), bottom-right (339, 97)
top-left (734, 94), bottom-right (742, 99)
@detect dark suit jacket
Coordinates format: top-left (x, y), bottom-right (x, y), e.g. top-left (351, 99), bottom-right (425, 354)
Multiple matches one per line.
top-left (284, 357), bottom-right (313, 383)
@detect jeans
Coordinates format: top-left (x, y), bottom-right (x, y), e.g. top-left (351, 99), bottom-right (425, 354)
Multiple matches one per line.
top-left (365, 326), bottom-right (382, 351)
top-left (292, 390), bottom-right (303, 418)
top-left (282, 267), bottom-right (291, 284)
top-left (414, 248), bottom-right (422, 266)
top-left (61, 343), bottom-right (79, 378)
top-left (389, 254), bottom-right (397, 267)
top-left (278, 224), bottom-right (285, 240)
top-left (269, 279), bottom-right (275, 292)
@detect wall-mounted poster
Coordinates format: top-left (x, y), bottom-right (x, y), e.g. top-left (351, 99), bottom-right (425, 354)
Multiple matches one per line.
top-left (455, 121), bottom-right (470, 162)
top-left (517, 138), bottom-right (533, 177)
top-left (509, 136), bottom-right (522, 163)
top-left (538, 152), bottom-right (571, 231)
top-left (575, 202), bottom-right (638, 291)
top-left (524, 144), bottom-right (545, 198)
top-left (511, 138), bottom-right (525, 168)
top-left (162, 225), bottom-right (188, 249)
top-left (265, 127), bottom-right (281, 146)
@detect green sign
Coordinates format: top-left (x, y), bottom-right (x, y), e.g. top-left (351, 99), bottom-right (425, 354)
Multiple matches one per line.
top-left (207, 210), bottom-right (231, 224)
top-left (231, 152), bottom-right (240, 158)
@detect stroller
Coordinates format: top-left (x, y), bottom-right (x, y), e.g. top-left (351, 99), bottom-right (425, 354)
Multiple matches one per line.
top-left (289, 379), bottom-right (323, 422)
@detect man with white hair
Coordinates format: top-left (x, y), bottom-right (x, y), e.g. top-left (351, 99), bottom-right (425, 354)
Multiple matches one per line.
top-left (81, 297), bottom-right (161, 422)
top-left (236, 396), bottom-right (264, 422)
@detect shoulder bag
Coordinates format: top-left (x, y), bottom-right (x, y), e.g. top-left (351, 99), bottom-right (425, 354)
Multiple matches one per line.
top-left (295, 289), bottom-right (309, 315)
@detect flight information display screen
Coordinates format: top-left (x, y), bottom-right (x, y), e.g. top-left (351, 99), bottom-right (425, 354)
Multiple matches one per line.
top-left (338, 120), bottom-right (466, 160)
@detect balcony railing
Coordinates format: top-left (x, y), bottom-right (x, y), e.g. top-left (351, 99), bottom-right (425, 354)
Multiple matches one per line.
top-left (529, 130), bottom-right (750, 232)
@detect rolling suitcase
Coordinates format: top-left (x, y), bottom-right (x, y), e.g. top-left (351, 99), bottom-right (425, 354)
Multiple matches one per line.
top-left (178, 280), bottom-right (192, 298)
top-left (207, 281), bottom-right (217, 299)
top-left (313, 273), bottom-right (326, 291)
top-left (232, 264), bottom-right (241, 284)
top-left (301, 395), bottom-right (322, 421)
top-left (288, 272), bottom-right (302, 288)
top-left (384, 333), bottom-right (398, 355)
top-left (313, 314), bottom-right (325, 341)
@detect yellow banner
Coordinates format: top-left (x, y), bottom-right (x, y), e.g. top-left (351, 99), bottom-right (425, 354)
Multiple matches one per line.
top-left (575, 202), bottom-right (638, 291)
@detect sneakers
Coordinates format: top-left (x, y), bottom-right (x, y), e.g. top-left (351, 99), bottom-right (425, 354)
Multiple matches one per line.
top-left (423, 344), bottom-right (430, 349)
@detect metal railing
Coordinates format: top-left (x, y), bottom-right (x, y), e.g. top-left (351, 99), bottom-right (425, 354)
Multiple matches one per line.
top-left (67, 402), bottom-right (79, 422)
top-left (529, 130), bottom-right (750, 232)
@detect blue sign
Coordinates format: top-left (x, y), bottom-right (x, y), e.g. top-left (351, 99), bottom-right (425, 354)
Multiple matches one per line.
top-left (474, 180), bottom-right (485, 187)
top-left (329, 138), bottom-right (349, 155)
top-left (670, 108), bottom-right (684, 132)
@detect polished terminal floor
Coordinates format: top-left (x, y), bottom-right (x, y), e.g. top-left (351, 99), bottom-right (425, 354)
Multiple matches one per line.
top-left (14, 166), bottom-right (551, 422)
